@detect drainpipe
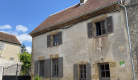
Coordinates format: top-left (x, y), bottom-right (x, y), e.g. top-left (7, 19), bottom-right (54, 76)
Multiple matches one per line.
top-left (118, 2), bottom-right (136, 80)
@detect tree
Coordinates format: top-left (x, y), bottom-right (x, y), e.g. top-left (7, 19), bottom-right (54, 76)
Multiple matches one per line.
top-left (21, 44), bottom-right (27, 54)
top-left (18, 52), bottom-right (31, 75)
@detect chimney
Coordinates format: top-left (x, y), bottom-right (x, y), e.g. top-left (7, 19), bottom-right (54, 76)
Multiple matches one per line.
top-left (80, 0), bottom-right (87, 6)
top-left (80, 0), bottom-right (84, 3)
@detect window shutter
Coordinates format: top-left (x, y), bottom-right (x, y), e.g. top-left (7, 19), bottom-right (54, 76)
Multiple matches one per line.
top-left (34, 61), bottom-right (38, 76)
top-left (73, 64), bottom-right (78, 80)
top-left (86, 63), bottom-right (91, 80)
top-left (58, 57), bottom-right (63, 77)
top-left (87, 22), bottom-right (93, 38)
top-left (58, 31), bottom-right (62, 45)
top-left (47, 35), bottom-right (51, 47)
top-left (106, 16), bottom-right (113, 33)
top-left (44, 59), bottom-right (51, 78)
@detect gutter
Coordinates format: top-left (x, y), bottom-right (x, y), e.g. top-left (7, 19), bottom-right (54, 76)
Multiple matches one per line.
top-left (118, 1), bottom-right (136, 80)
top-left (29, 1), bottom-right (119, 36)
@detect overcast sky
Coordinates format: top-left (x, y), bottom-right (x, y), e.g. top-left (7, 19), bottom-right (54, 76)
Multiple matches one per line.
top-left (0, 0), bottom-right (79, 53)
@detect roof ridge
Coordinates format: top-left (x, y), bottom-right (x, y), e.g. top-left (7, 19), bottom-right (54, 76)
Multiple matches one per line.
top-left (0, 31), bottom-right (15, 36)
top-left (49, 3), bottom-right (79, 16)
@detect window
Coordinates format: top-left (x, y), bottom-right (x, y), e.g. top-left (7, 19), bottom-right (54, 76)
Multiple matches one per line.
top-left (73, 63), bottom-right (91, 80)
top-left (87, 16), bottom-right (113, 38)
top-left (52, 59), bottom-right (59, 77)
top-left (0, 43), bottom-right (4, 50)
top-left (80, 65), bottom-right (86, 80)
top-left (34, 57), bottom-right (63, 78)
top-left (53, 34), bottom-right (58, 46)
top-left (96, 20), bottom-right (106, 36)
top-left (99, 63), bottom-right (110, 80)
top-left (39, 60), bottom-right (44, 77)
top-left (47, 31), bottom-right (62, 47)
top-left (10, 57), bottom-right (14, 60)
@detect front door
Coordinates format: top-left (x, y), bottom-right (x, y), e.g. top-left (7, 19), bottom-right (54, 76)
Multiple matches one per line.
top-left (99, 63), bottom-right (110, 80)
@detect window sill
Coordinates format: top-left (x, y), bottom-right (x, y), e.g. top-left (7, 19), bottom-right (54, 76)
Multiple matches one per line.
top-left (93, 34), bottom-right (107, 39)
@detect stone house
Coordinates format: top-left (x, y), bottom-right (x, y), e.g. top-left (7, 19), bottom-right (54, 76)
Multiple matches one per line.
top-left (0, 31), bottom-right (21, 61)
top-left (30, 0), bottom-right (138, 80)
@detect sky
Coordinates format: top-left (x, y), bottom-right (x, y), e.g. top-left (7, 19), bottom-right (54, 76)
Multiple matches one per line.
top-left (0, 0), bottom-right (79, 53)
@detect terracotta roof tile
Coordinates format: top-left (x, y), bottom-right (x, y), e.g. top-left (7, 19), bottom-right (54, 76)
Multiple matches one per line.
top-left (31, 0), bottom-right (118, 34)
top-left (0, 32), bottom-right (21, 45)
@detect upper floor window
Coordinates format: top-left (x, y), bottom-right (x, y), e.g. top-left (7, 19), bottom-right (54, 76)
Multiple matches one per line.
top-left (87, 16), bottom-right (113, 38)
top-left (0, 43), bottom-right (4, 50)
top-left (47, 31), bottom-right (62, 47)
top-left (96, 20), bottom-right (106, 36)
top-left (53, 34), bottom-right (59, 46)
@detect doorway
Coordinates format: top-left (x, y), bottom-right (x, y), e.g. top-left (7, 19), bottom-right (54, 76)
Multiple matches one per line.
top-left (99, 63), bottom-right (110, 80)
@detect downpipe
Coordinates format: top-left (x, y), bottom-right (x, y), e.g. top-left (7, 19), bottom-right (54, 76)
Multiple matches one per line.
top-left (118, 2), bottom-right (136, 80)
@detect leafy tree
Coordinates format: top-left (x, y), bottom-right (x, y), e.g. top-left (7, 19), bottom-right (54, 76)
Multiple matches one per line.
top-left (21, 44), bottom-right (27, 54)
top-left (18, 52), bottom-right (31, 75)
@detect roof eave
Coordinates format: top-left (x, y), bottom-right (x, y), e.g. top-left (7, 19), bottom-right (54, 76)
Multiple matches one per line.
top-left (29, 0), bottom-right (119, 36)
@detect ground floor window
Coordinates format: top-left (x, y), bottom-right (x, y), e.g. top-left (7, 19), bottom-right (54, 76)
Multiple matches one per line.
top-left (52, 58), bottom-right (59, 77)
top-left (39, 60), bottom-right (44, 77)
top-left (99, 63), bottom-right (110, 80)
top-left (80, 65), bottom-right (86, 80)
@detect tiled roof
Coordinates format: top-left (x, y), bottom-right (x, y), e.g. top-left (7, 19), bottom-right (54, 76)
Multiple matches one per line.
top-left (31, 0), bottom-right (118, 34)
top-left (0, 32), bottom-right (21, 45)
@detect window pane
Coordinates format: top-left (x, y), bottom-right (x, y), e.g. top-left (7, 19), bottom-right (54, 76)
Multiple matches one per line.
top-left (101, 71), bottom-right (105, 77)
top-left (53, 59), bottom-right (58, 76)
top-left (105, 64), bottom-right (109, 70)
top-left (84, 65), bottom-right (86, 69)
top-left (106, 71), bottom-right (110, 77)
top-left (100, 65), bottom-right (104, 70)
top-left (96, 22), bottom-right (101, 36)
top-left (101, 21), bottom-right (106, 34)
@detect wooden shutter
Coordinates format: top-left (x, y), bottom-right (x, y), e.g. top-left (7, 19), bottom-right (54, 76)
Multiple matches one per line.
top-left (106, 16), bottom-right (113, 33)
top-left (47, 35), bottom-right (51, 47)
top-left (86, 63), bottom-right (91, 80)
top-left (87, 22), bottom-right (93, 38)
top-left (58, 31), bottom-right (62, 45)
top-left (34, 61), bottom-right (38, 76)
top-left (73, 64), bottom-right (78, 80)
top-left (44, 59), bottom-right (51, 78)
top-left (58, 57), bottom-right (63, 77)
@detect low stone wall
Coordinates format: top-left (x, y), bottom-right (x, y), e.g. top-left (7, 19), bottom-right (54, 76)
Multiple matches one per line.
top-left (0, 66), bottom-right (3, 80)
top-left (0, 59), bottom-right (22, 76)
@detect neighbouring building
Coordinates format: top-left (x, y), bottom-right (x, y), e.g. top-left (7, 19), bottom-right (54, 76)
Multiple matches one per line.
top-left (30, 0), bottom-right (138, 80)
top-left (0, 31), bottom-right (21, 61)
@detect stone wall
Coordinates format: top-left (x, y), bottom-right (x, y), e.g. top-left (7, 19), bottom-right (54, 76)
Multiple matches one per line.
top-left (31, 10), bottom-right (133, 80)
top-left (0, 59), bottom-right (22, 76)
top-left (0, 41), bottom-right (21, 61)
top-left (126, 0), bottom-right (138, 78)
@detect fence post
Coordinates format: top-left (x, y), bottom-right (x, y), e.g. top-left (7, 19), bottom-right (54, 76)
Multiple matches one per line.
top-left (0, 66), bottom-right (3, 80)
top-left (16, 63), bottom-right (18, 80)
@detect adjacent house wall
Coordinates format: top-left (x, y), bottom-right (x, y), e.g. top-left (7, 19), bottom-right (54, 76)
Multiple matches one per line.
top-left (31, 10), bottom-right (133, 80)
top-left (125, 0), bottom-right (138, 79)
top-left (0, 41), bottom-right (21, 61)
